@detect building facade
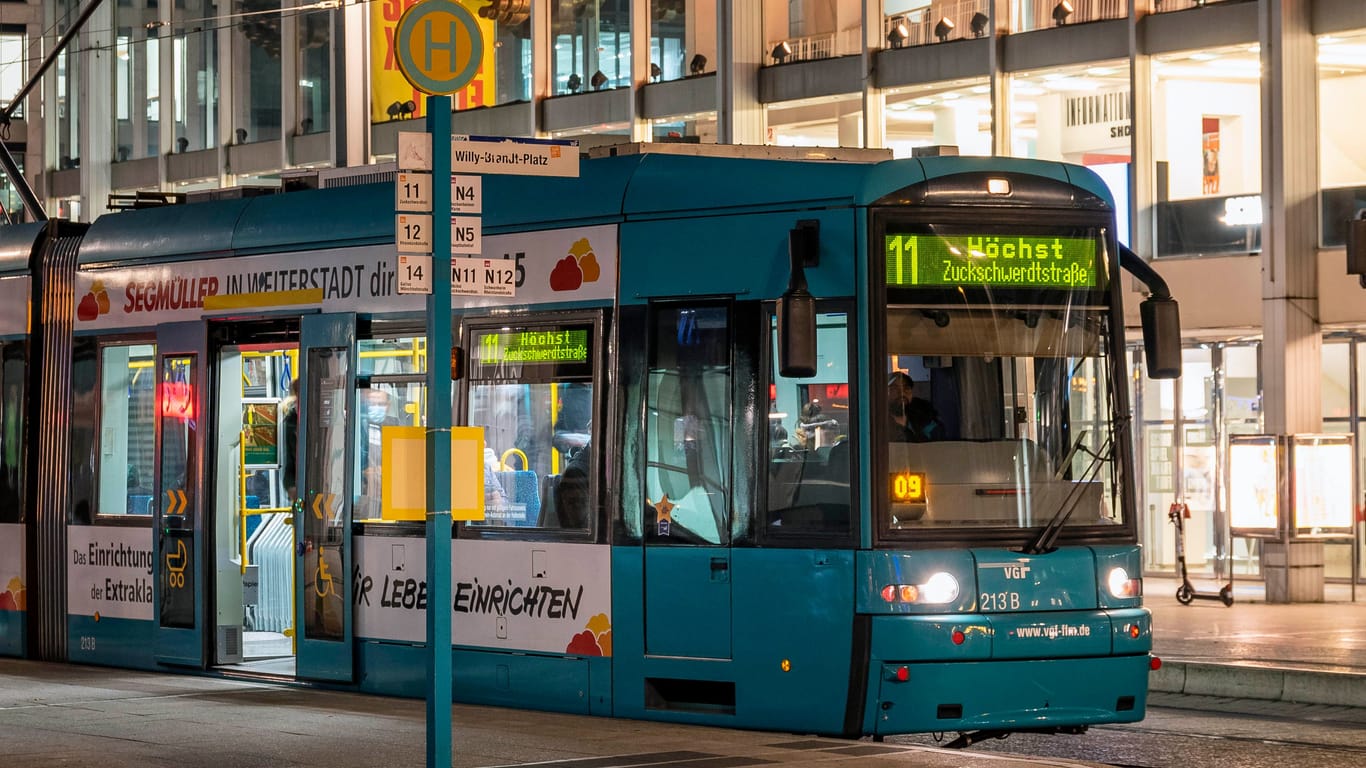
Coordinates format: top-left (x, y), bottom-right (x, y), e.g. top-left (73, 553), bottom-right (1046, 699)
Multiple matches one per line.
top-left (2, 0), bottom-right (1365, 583)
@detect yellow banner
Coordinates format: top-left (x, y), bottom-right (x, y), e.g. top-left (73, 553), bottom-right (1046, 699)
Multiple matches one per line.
top-left (370, 0), bottom-right (497, 123)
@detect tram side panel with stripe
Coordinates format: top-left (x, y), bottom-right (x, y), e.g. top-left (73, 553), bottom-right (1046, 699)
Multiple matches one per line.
top-left (44, 147), bottom-right (1170, 741)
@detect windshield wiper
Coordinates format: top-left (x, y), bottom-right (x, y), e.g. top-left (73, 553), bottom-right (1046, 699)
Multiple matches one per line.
top-left (1022, 415), bottom-right (1129, 554)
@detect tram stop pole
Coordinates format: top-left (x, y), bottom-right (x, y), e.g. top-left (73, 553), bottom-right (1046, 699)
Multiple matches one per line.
top-left (425, 93), bottom-right (454, 768)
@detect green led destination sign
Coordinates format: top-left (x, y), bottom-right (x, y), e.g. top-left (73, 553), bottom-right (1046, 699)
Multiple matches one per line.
top-left (886, 233), bottom-right (1100, 289)
top-left (475, 328), bottom-right (589, 365)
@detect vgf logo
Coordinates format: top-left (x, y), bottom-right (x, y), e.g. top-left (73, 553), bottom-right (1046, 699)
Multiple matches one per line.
top-left (1003, 564), bottom-right (1031, 580)
top-left (394, 0), bottom-right (485, 96)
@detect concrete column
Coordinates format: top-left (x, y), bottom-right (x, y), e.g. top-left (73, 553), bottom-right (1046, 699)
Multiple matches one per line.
top-left (838, 112), bottom-right (862, 148)
top-left (716, 0), bottom-right (765, 145)
top-left (629, 0), bottom-right (652, 142)
top-left (988, 0), bottom-right (1011, 157)
top-left (531, 0), bottom-right (551, 137)
top-left (81, 2), bottom-right (113, 215)
top-left (1259, 0), bottom-right (1323, 603)
top-left (1128, 0), bottom-right (1154, 256)
top-left (859, 0), bottom-right (883, 149)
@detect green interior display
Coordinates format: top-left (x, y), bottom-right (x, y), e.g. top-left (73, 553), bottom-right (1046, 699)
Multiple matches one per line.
top-left (475, 329), bottom-right (590, 364)
top-left (886, 233), bottom-right (1101, 289)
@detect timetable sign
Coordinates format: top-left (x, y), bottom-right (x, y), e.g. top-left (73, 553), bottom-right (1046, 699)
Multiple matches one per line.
top-left (452, 256), bottom-right (516, 297)
top-left (396, 172), bottom-right (432, 212)
top-left (397, 254), bottom-right (433, 295)
top-left (396, 214), bottom-right (433, 253)
top-left (452, 175), bottom-right (482, 214)
top-left (451, 215), bottom-right (482, 254)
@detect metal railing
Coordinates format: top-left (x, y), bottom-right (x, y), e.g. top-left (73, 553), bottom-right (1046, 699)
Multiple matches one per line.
top-left (1017, 0), bottom-right (1130, 31)
top-left (1149, 0), bottom-right (1235, 13)
top-left (766, 24), bottom-right (864, 65)
top-left (884, 0), bottom-right (991, 49)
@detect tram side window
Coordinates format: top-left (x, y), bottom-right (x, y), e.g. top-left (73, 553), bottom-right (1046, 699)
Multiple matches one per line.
top-left (464, 322), bottom-right (596, 533)
top-left (766, 312), bottom-right (852, 535)
top-left (353, 336), bottom-right (427, 523)
top-left (644, 307), bottom-right (731, 545)
top-left (0, 342), bottom-right (23, 523)
top-left (96, 344), bottom-right (157, 516)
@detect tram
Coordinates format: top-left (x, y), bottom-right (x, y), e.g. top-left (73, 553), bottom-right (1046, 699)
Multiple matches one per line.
top-left (1, 144), bottom-right (1179, 742)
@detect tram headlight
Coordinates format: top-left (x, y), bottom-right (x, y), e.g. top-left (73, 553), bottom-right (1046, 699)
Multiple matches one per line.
top-left (879, 572), bottom-right (960, 605)
top-left (1107, 567), bottom-right (1142, 599)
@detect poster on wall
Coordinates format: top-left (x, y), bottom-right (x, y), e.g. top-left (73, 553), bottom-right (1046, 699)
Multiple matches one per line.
top-left (67, 526), bottom-right (155, 621)
top-left (353, 536), bottom-right (612, 656)
top-left (1292, 437), bottom-right (1354, 534)
top-left (1229, 437), bottom-right (1278, 534)
top-left (1202, 116), bottom-right (1220, 195)
top-left (0, 524), bottom-right (24, 613)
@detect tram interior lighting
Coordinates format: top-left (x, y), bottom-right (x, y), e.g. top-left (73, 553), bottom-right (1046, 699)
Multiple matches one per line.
top-left (887, 18), bottom-right (909, 49)
top-left (970, 12), bottom-right (989, 38)
top-left (934, 17), bottom-right (955, 43)
top-left (689, 54), bottom-right (707, 75)
top-left (1053, 1), bottom-right (1074, 26)
top-left (590, 70), bottom-right (608, 90)
top-left (772, 41), bottom-right (792, 64)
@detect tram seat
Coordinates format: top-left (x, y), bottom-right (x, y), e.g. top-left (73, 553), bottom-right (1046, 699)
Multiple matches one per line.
top-left (493, 467), bottom-right (541, 526)
top-left (537, 474), bottom-right (561, 527)
top-left (768, 440), bottom-right (852, 529)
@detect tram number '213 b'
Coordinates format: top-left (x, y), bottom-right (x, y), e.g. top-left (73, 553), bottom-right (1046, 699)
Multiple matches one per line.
top-left (980, 591), bottom-right (1021, 611)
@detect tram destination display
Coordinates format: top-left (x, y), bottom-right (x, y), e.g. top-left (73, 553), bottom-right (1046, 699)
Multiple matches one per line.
top-left (886, 233), bottom-right (1102, 290)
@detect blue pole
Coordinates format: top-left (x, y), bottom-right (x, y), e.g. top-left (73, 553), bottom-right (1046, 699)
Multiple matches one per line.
top-left (425, 93), bottom-right (453, 768)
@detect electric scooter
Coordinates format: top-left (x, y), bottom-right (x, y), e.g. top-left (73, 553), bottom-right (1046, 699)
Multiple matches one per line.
top-left (1168, 502), bottom-right (1234, 606)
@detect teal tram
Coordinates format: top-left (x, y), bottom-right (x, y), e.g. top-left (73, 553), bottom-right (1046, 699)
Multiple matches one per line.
top-left (0, 145), bottom-right (1180, 744)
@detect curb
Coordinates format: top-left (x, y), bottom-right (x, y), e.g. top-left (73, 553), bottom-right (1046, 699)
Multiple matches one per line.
top-left (1150, 660), bottom-right (1366, 708)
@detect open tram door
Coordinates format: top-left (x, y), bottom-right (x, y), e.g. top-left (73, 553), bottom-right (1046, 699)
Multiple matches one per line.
top-left (293, 313), bottom-right (357, 682)
top-left (152, 322), bottom-right (210, 667)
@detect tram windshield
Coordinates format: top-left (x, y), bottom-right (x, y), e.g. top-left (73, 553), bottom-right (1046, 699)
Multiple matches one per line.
top-left (873, 221), bottom-right (1127, 541)
top-left (880, 303), bottom-right (1124, 537)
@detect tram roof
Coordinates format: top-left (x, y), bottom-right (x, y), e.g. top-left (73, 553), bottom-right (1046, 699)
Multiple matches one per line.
top-left (0, 222), bottom-right (47, 273)
top-left (77, 152), bottom-right (1112, 266)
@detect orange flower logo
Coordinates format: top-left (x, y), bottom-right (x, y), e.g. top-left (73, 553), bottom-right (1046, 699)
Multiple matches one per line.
top-left (0, 577), bottom-right (25, 611)
top-left (77, 280), bottom-right (112, 321)
top-left (565, 612), bottom-right (612, 656)
top-left (549, 238), bottom-right (602, 292)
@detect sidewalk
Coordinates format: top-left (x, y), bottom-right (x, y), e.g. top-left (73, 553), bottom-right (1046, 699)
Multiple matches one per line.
top-left (1146, 574), bottom-right (1366, 708)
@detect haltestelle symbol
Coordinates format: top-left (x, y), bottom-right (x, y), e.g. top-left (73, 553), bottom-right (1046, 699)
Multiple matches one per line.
top-left (549, 238), bottom-right (601, 292)
top-left (77, 280), bottom-right (112, 321)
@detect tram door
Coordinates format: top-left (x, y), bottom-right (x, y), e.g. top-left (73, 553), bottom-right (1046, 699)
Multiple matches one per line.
top-left (642, 305), bottom-right (733, 660)
top-left (294, 313), bottom-right (357, 681)
top-left (152, 322), bottom-right (209, 667)
top-left (207, 329), bottom-right (298, 674)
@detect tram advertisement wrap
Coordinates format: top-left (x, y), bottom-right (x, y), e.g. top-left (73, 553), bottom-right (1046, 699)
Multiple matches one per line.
top-left (72, 225), bottom-right (619, 330)
top-left (67, 526), bottom-right (155, 621)
top-left (353, 536), bottom-right (612, 656)
top-left (0, 524), bottom-right (24, 612)
top-left (0, 277), bottom-right (28, 336)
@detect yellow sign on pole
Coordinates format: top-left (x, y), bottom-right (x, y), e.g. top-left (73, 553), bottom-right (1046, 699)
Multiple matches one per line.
top-left (393, 0), bottom-right (485, 96)
top-left (381, 425), bottom-right (486, 521)
top-left (370, 1), bottom-right (496, 123)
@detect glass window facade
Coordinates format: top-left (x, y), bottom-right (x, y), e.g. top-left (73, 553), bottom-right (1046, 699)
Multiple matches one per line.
top-left (650, 1), bottom-right (714, 81)
top-left (233, 0), bottom-right (283, 143)
top-left (885, 80), bottom-right (992, 158)
top-left (1319, 32), bottom-right (1366, 247)
top-left (114, 2), bottom-right (161, 161)
top-left (295, 5), bottom-right (331, 135)
top-left (1152, 45), bottom-right (1263, 258)
top-left (553, 0), bottom-right (632, 95)
top-left (174, 1), bottom-right (220, 153)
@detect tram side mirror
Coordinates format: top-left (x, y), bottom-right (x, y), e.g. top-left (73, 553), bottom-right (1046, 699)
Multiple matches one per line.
top-left (778, 221), bottom-right (820, 378)
top-left (1140, 296), bottom-right (1182, 380)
